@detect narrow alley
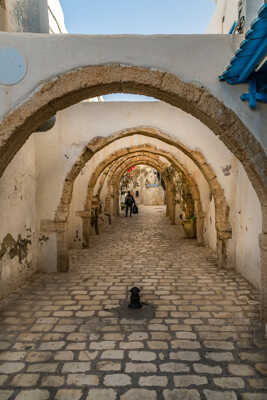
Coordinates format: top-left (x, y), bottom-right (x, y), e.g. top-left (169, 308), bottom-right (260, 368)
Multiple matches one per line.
top-left (0, 206), bottom-right (266, 400)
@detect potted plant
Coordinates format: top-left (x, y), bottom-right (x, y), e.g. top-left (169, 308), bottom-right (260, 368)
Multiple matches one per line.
top-left (182, 215), bottom-right (196, 238)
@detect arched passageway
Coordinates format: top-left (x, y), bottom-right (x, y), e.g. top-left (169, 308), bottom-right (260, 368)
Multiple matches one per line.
top-left (56, 137), bottom-right (230, 275)
top-left (0, 65), bottom-right (266, 320)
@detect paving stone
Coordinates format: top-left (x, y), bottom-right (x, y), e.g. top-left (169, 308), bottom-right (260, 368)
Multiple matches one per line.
top-left (214, 377), bottom-right (245, 389)
top-left (26, 351), bottom-right (52, 362)
top-left (139, 375), bottom-right (168, 387)
top-left (170, 351), bottom-right (200, 361)
top-left (248, 378), bottom-right (267, 389)
top-left (120, 389), bottom-right (157, 400)
top-left (62, 362), bottom-right (91, 373)
top-left (11, 374), bottom-right (39, 386)
top-left (0, 352), bottom-right (26, 361)
top-left (41, 376), bottom-right (65, 387)
top-left (15, 389), bottom-right (50, 400)
top-left (87, 389), bottom-right (117, 400)
top-left (171, 340), bottom-right (201, 349)
top-left (160, 362), bottom-right (189, 373)
top-left (0, 363), bottom-right (25, 374)
top-left (241, 395), bottom-right (267, 400)
top-left (97, 361), bottom-right (121, 371)
top-left (163, 389), bottom-right (201, 400)
top-left (76, 311), bottom-right (95, 318)
top-left (120, 342), bottom-right (144, 349)
top-left (204, 390), bottom-right (237, 400)
top-left (39, 342), bottom-right (65, 350)
top-left (126, 363), bottom-right (157, 373)
top-left (129, 351), bottom-right (156, 361)
top-left (27, 363), bottom-right (58, 373)
top-left (0, 391), bottom-right (13, 400)
top-left (128, 332), bottom-right (148, 341)
top-left (239, 352), bottom-right (266, 362)
top-left (0, 342), bottom-right (11, 350)
top-left (150, 332), bottom-right (171, 340)
top-left (255, 363), bottom-right (267, 375)
top-left (228, 363), bottom-right (256, 376)
top-left (67, 374), bottom-right (99, 386)
top-left (148, 324), bottom-right (168, 331)
top-left (0, 376), bottom-right (8, 385)
top-left (43, 333), bottom-right (65, 341)
top-left (79, 351), bottom-right (98, 361)
top-left (204, 341), bottom-right (234, 350)
top-left (67, 333), bottom-right (87, 341)
top-left (103, 333), bottom-right (125, 341)
top-left (104, 374), bottom-right (131, 386)
top-left (205, 352), bottom-right (234, 362)
top-left (89, 341), bottom-right (115, 350)
top-left (55, 389), bottom-right (83, 400)
top-left (193, 363), bottom-right (222, 374)
top-left (175, 332), bottom-right (197, 339)
top-left (54, 351), bottom-right (74, 361)
top-left (147, 341), bottom-right (168, 349)
top-left (174, 375), bottom-right (208, 387)
top-left (101, 350), bottom-right (124, 359)
top-left (66, 343), bottom-right (86, 350)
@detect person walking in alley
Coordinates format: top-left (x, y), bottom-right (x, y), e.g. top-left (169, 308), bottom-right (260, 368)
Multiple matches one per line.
top-left (125, 191), bottom-right (135, 217)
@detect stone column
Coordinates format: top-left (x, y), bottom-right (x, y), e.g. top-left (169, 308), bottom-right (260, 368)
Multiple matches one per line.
top-left (216, 230), bottom-right (232, 269)
top-left (40, 219), bottom-right (69, 272)
top-left (76, 210), bottom-right (91, 249)
top-left (171, 188), bottom-right (176, 225)
top-left (165, 183), bottom-right (170, 217)
top-left (57, 230), bottom-right (69, 272)
top-left (195, 208), bottom-right (205, 244)
top-left (112, 184), bottom-right (119, 216)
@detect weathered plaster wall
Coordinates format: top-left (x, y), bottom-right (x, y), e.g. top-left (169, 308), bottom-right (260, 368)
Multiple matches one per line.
top-left (207, 0), bottom-right (238, 34)
top-left (4, 0), bottom-right (49, 32)
top-left (227, 158), bottom-right (262, 288)
top-left (0, 136), bottom-right (37, 298)
top-left (207, 0), bottom-right (263, 34)
top-left (34, 101), bottom-right (262, 289)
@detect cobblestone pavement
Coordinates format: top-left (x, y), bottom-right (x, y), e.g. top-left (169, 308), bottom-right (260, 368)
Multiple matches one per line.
top-left (0, 206), bottom-right (267, 400)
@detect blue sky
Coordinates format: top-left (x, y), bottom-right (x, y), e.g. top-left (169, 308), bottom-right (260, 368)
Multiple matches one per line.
top-left (60, 0), bottom-right (215, 101)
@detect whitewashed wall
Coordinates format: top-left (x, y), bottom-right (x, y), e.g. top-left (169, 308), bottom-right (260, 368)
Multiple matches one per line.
top-left (0, 137), bottom-right (38, 298)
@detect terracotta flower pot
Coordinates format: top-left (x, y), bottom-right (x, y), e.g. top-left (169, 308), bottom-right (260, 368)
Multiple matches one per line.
top-left (182, 219), bottom-right (196, 238)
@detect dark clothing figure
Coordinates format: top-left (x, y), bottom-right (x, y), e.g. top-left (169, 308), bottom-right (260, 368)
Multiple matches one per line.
top-left (125, 192), bottom-right (135, 217)
top-left (128, 287), bottom-right (142, 309)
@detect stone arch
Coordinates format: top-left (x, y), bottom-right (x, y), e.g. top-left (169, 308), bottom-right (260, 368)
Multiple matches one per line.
top-left (83, 143), bottom-right (228, 237)
top-left (89, 151), bottom-right (204, 243)
top-left (96, 153), bottom-right (162, 198)
top-left (1, 65), bottom-right (265, 206)
top-left (75, 155), bottom-right (168, 250)
top-left (97, 154), bottom-right (162, 212)
top-left (104, 156), bottom-right (167, 217)
top-left (1, 64), bottom-right (264, 319)
top-left (113, 158), bottom-right (198, 228)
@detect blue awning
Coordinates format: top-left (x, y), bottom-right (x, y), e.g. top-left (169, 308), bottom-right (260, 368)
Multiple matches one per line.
top-left (219, 4), bottom-right (267, 83)
top-left (219, 4), bottom-right (267, 108)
